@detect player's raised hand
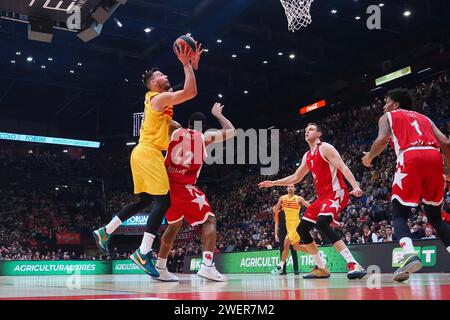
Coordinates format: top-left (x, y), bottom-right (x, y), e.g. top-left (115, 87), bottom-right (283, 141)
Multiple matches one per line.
top-left (191, 42), bottom-right (204, 70)
top-left (258, 181), bottom-right (275, 188)
top-left (349, 187), bottom-right (363, 197)
top-left (175, 45), bottom-right (191, 66)
top-left (211, 102), bottom-right (224, 117)
top-left (361, 152), bottom-right (373, 168)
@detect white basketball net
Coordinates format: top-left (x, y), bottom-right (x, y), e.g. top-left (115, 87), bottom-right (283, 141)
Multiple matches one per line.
top-left (280, 0), bottom-right (313, 32)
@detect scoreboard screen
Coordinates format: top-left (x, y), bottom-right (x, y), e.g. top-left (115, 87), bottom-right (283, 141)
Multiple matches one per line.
top-left (133, 112), bottom-right (144, 137)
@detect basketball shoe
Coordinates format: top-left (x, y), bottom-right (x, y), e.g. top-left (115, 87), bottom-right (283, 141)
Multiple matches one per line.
top-left (152, 267), bottom-right (179, 282)
top-left (130, 248), bottom-right (159, 277)
top-left (197, 263), bottom-right (227, 282)
top-left (346, 262), bottom-right (367, 279)
top-left (393, 253), bottom-right (422, 282)
top-left (271, 265), bottom-right (284, 275)
top-left (92, 227), bottom-right (110, 254)
top-left (302, 265), bottom-right (331, 279)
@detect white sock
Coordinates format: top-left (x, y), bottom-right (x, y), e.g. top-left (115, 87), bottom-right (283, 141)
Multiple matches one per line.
top-left (447, 246), bottom-right (450, 254)
top-left (339, 248), bottom-right (357, 264)
top-left (279, 260), bottom-right (286, 268)
top-left (156, 258), bottom-right (167, 269)
top-left (202, 251), bottom-right (214, 267)
top-left (139, 232), bottom-right (155, 255)
top-left (312, 253), bottom-right (326, 269)
top-left (399, 237), bottom-right (415, 254)
top-left (105, 216), bottom-right (122, 235)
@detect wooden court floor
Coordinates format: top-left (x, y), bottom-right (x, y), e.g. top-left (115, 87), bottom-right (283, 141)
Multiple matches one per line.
top-left (0, 273), bottom-right (449, 300)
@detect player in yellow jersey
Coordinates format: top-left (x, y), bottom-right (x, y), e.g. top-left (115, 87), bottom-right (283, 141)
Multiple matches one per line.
top-left (271, 184), bottom-right (310, 275)
top-left (93, 43), bottom-right (204, 278)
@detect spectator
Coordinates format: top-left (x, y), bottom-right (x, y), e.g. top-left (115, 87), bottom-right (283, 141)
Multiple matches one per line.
top-left (422, 226), bottom-right (437, 240)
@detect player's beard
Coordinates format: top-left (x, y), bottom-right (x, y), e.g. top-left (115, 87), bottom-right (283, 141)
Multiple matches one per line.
top-left (162, 80), bottom-right (172, 91)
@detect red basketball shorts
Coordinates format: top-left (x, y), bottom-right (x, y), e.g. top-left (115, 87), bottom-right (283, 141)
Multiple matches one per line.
top-left (166, 183), bottom-right (215, 226)
top-left (303, 189), bottom-right (349, 226)
top-left (391, 148), bottom-right (445, 207)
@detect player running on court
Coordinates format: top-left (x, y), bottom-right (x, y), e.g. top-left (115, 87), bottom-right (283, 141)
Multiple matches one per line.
top-left (362, 88), bottom-right (450, 282)
top-left (92, 42), bottom-right (203, 278)
top-left (153, 103), bottom-right (235, 282)
top-left (259, 123), bottom-right (367, 279)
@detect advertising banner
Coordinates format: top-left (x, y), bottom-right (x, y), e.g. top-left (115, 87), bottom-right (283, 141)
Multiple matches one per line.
top-left (112, 260), bottom-right (145, 274)
top-left (0, 261), bottom-right (110, 276)
top-left (56, 233), bottom-right (81, 244)
top-left (184, 240), bottom-right (450, 274)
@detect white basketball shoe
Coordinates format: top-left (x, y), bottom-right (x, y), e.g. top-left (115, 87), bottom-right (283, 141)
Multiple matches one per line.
top-left (197, 263), bottom-right (228, 282)
top-left (152, 267), bottom-right (179, 282)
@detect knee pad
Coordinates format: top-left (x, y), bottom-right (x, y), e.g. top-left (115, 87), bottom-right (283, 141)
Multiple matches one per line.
top-left (138, 193), bottom-right (153, 208)
top-left (392, 199), bottom-right (411, 220)
top-left (298, 220), bottom-right (314, 244)
top-left (152, 193), bottom-right (171, 212)
top-left (424, 204), bottom-right (443, 224)
top-left (316, 215), bottom-right (341, 244)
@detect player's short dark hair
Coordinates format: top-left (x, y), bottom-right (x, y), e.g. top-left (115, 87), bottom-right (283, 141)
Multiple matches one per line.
top-left (142, 67), bottom-right (160, 87)
top-left (387, 88), bottom-right (413, 109)
top-left (188, 112), bottom-right (207, 130)
top-left (306, 123), bottom-right (322, 132)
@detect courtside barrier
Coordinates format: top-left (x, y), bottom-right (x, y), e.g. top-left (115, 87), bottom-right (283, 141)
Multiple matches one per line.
top-left (0, 240), bottom-right (448, 276)
top-left (184, 240), bottom-right (450, 274)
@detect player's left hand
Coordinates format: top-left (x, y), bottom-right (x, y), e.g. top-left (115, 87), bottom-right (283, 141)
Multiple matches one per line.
top-left (211, 103), bottom-right (224, 117)
top-left (361, 152), bottom-right (372, 168)
top-left (349, 187), bottom-right (363, 197)
top-left (175, 45), bottom-right (192, 66)
top-left (191, 42), bottom-right (204, 71)
top-left (258, 181), bottom-right (275, 188)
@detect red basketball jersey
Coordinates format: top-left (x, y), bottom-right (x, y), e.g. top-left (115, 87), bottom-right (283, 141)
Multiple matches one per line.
top-left (305, 142), bottom-right (348, 198)
top-left (165, 128), bottom-right (207, 185)
top-left (387, 109), bottom-right (440, 157)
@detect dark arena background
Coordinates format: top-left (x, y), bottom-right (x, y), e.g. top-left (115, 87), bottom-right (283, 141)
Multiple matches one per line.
top-left (0, 0), bottom-right (450, 311)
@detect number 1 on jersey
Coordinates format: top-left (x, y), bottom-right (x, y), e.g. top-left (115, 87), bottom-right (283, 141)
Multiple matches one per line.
top-left (410, 120), bottom-right (423, 136)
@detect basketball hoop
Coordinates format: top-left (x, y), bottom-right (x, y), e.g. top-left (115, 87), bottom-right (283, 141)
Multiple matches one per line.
top-left (280, 0), bottom-right (313, 32)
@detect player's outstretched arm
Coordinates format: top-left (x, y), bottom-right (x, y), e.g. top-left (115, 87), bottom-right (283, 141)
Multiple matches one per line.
top-left (362, 114), bottom-right (391, 167)
top-left (258, 155), bottom-right (309, 188)
top-left (430, 119), bottom-right (450, 166)
top-left (151, 46), bottom-right (197, 111)
top-left (321, 143), bottom-right (363, 197)
top-left (205, 103), bottom-right (236, 146)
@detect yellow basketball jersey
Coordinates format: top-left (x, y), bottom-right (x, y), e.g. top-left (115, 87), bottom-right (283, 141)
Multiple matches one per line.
top-left (281, 194), bottom-right (301, 221)
top-left (138, 91), bottom-right (174, 151)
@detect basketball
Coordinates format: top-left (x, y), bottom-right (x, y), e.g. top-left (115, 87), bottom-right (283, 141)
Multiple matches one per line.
top-left (2, 0), bottom-right (450, 307)
top-left (173, 35), bottom-right (197, 57)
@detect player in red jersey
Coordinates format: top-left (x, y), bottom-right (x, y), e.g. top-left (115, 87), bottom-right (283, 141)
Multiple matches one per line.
top-left (362, 88), bottom-right (450, 282)
top-left (153, 103), bottom-right (235, 282)
top-left (259, 123), bottom-right (367, 279)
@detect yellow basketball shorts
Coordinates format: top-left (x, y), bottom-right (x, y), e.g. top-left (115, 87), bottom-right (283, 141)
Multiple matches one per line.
top-left (130, 144), bottom-right (169, 195)
top-left (286, 219), bottom-right (301, 244)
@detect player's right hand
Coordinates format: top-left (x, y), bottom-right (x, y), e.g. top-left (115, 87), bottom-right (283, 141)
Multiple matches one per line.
top-left (258, 181), bottom-right (275, 188)
top-left (349, 187), bottom-right (363, 197)
top-left (211, 103), bottom-right (224, 117)
top-left (175, 45), bottom-right (191, 66)
top-left (275, 235), bottom-right (279, 242)
top-left (191, 42), bottom-right (203, 70)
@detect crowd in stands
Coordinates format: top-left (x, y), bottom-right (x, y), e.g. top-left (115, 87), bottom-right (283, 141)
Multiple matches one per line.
top-left (1, 72), bottom-right (449, 267)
